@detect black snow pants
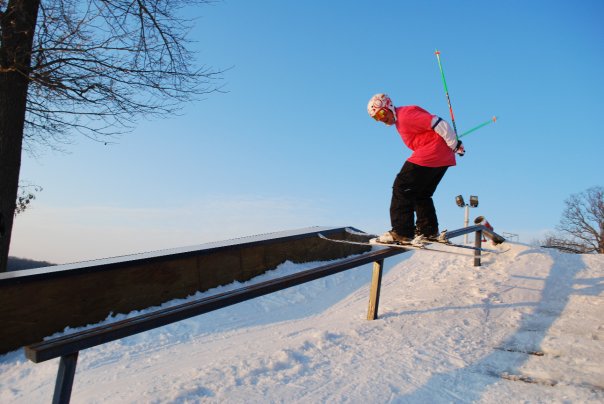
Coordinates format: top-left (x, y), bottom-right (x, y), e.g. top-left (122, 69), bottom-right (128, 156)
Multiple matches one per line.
top-left (390, 161), bottom-right (448, 238)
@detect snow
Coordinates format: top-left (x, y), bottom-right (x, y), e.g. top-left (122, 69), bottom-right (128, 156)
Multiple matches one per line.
top-left (1, 242), bottom-right (603, 403)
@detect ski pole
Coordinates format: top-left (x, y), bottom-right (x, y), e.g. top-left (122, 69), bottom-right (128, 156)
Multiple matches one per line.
top-left (434, 50), bottom-right (458, 136)
top-left (460, 116), bottom-right (497, 138)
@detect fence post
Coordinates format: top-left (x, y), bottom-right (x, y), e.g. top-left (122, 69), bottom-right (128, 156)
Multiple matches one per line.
top-left (474, 230), bottom-right (482, 267)
top-left (53, 352), bottom-right (79, 404)
top-left (367, 260), bottom-right (384, 320)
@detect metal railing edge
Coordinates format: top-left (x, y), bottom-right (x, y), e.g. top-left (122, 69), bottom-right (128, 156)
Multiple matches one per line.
top-left (25, 246), bottom-right (405, 363)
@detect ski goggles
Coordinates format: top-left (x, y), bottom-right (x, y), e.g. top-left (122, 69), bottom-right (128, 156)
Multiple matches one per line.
top-left (372, 108), bottom-right (388, 121)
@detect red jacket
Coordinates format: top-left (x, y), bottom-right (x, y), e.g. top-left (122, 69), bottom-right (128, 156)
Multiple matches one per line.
top-left (394, 106), bottom-right (456, 167)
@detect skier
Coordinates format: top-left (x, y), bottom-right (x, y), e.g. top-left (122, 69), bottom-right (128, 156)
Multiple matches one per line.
top-left (367, 93), bottom-right (465, 245)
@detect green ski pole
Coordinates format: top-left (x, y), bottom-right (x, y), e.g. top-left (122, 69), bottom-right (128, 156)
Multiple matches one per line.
top-left (435, 50), bottom-right (458, 136)
top-left (460, 116), bottom-right (497, 138)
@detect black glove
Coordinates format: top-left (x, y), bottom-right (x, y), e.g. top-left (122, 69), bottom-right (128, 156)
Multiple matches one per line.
top-left (454, 140), bottom-right (465, 156)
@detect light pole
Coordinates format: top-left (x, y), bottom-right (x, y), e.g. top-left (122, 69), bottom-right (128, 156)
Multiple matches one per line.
top-left (455, 195), bottom-right (478, 244)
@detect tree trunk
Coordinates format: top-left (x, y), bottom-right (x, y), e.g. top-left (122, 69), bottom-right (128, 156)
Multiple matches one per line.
top-left (0, 0), bottom-right (40, 272)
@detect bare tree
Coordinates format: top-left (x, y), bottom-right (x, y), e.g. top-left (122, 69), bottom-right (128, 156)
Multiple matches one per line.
top-left (544, 187), bottom-right (604, 254)
top-left (0, 0), bottom-right (222, 271)
top-left (15, 183), bottom-right (42, 214)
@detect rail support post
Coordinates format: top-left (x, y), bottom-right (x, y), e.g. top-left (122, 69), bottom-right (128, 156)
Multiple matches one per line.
top-left (367, 259), bottom-right (384, 320)
top-left (53, 352), bottom-right (79, 404)
top-left (474, 230), bottom-right (482, 267)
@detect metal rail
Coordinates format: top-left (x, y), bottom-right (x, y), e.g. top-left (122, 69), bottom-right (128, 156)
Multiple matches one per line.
top-left (26, 247), bottom-right (404, 363)
top-left (444, 225), bottom-right (505, 244)
top-left (26, 247), bottom-right (406, 403)
top-left (25, 226), bottom-right (504, 403)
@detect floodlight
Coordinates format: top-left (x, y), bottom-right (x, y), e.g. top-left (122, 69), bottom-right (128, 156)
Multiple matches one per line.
top-left (456, 194), bottom-right (479, 243)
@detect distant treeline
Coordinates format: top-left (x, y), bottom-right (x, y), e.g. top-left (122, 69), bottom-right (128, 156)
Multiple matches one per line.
top-left (7, 257), bottom-right (54, 271)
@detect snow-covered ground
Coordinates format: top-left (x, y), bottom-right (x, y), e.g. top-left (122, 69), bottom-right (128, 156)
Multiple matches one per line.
top-left (1, 242), bottom-right (603, 403)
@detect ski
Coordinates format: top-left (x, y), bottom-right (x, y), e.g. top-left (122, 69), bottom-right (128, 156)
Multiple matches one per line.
top-left (416, 239), bottom-right (505, 253)
top-left (318, 233), bottom-right (506, 254)
top-left (318, 234), bottom-right (455, 254)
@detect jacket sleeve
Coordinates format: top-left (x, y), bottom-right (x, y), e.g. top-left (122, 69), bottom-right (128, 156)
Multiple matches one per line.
top-left (431, 115), bottom-right (458, 150)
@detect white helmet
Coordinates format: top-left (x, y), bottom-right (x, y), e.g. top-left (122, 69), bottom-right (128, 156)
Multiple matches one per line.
top-left (367, 93), bottom-right (395, 118)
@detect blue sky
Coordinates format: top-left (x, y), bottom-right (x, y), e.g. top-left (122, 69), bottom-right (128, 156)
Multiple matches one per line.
top-left (10, 0), bottom-right (604, 263)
